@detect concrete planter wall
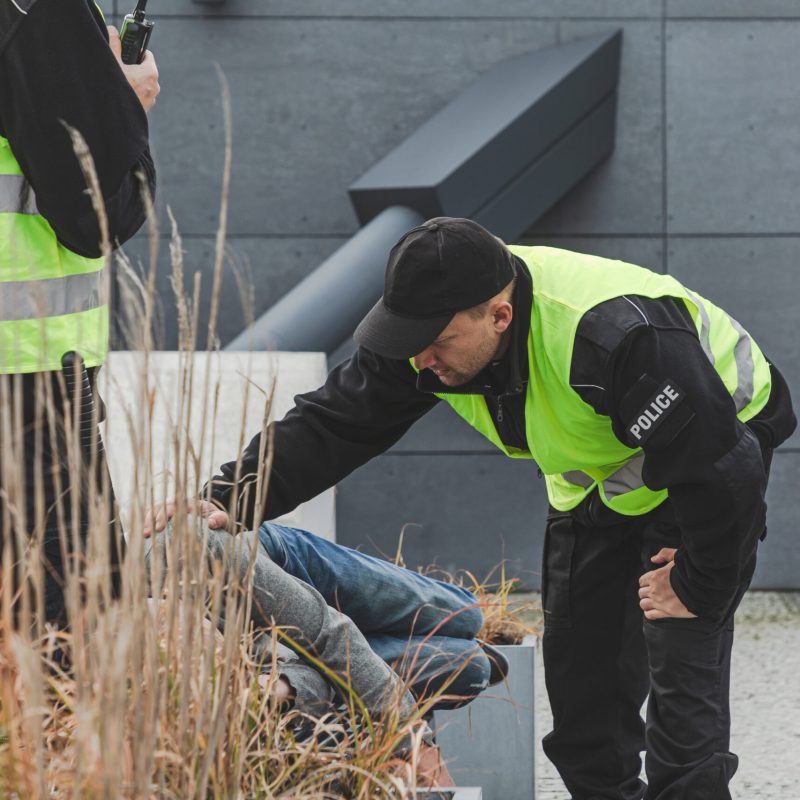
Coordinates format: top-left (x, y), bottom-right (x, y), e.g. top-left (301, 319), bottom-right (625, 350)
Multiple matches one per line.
top-left (101, 352), bottom-right (336, 541)
top-left (433, 635), bottom-right (537, 800)
top-left (417, 790), bottom-right (482, 800)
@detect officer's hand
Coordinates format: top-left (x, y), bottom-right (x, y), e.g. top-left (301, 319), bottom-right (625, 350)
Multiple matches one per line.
top-left (107, 26), bottom-right (160, 113)
top-left (143, 498), bottom-right (230, 538)
top-left (638, 549), bottom-right (697, 620)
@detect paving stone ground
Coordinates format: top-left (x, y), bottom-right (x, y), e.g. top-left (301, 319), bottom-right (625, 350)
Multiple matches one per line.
top-left (516, 591), bottom-right (800, 800)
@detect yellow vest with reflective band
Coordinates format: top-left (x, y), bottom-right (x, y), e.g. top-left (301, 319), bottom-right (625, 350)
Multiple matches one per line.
top-left (0, 135), bottom-right (108, 374)
top-left (423, 246), bottom-right (772, 516)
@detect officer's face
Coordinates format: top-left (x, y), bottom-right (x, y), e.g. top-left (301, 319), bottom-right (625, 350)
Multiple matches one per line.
top-left (413, 300), bottom-right (513, 386)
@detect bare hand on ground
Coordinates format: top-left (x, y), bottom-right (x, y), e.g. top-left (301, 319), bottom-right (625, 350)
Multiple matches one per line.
top-left (638, 547), bottom-right (698, 620)
top-left (107, 26), bottom-right (160, 112)
top-left (416, 743), bottom-right (455, 789)
top-left (143, 498), bottom-right (229, 538)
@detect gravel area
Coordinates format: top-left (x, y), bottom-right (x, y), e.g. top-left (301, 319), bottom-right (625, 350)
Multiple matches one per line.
top-left (517, 591), bottom-right (800, 799)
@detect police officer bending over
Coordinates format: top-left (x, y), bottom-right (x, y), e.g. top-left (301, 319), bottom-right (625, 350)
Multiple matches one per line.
top-left (151, 217), bottom-right (795, 800)
top-left (0, 0), bottom-right (158, 628)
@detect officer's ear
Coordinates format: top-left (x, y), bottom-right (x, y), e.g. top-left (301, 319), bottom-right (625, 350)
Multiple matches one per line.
top-left (492, 300), bottom-right (513, 333)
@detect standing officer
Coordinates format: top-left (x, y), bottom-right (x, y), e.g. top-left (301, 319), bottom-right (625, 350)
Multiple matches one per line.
top-left (0, 0), bottom-right (159, 628)
top-left (150, 217), bottom-right (794, 799)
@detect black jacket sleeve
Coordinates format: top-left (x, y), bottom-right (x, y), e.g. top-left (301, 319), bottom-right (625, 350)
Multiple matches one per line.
top-left (608, 326), bottom-right (767, 616)
top-left (206, 348), bottom-right (439, 529)
top-left (573, 296), bottom-right (795, 617)
top-left (0, 0), bottom-right (155, 257)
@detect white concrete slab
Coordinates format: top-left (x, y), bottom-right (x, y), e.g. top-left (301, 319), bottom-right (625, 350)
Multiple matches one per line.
top-left (99, 351), bottom-right (334, 540)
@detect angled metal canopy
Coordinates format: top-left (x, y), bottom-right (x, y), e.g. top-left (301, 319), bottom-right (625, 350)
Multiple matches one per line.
top-left (227, 30), bottom-right (622, 354)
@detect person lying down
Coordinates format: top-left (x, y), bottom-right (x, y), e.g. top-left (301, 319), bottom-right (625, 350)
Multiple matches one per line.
top-left (145, 518), bottom-right (509, 779)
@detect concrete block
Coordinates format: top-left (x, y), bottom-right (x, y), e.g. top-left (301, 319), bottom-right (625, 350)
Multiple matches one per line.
top-left (148, 0), bottom-right (659, 18)
top-left (350, 31), bottom-right (621, 231)
top-left (100, 351), bottom-right (335, 540)
top-left (666, 22), bottom-right (800, 233)
top-left (667, 0), bottom-right (800, 17)
top-left (112, 235), bottom-right (345, 349)
top-left (528, 20), bottom-right (663, 235)
top-left (142, 18), bottom-right (555, 237)
top-left (754, 452), bottom-right (800, 590)
top-left (335, 454), bottom-right (547, 589)
top-left (417, 790), bottom-right (482, 800)
top-left (435, 637), bottom-right (537, 800)
top-left (667, 237), bottom-right (800, 447)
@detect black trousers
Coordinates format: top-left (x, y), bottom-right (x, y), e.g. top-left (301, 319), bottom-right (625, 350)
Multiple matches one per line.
top-left (541, 495), bottom-right (755, 800)
top-left (0, 369), bottom-right (123, 628)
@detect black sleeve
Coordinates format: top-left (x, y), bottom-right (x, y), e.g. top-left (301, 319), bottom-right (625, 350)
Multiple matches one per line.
top-left (609, 326), bottom-right (767, 617)
top-left (0, 0), bottom-right (155, 257)
top-left (205, 348), bottom-right (439, 529)
top-left (572, 296), bottom-right (773, 617)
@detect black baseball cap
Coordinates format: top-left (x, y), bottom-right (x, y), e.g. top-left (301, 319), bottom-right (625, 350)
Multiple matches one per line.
top-left (353, 217), bottom-right (516, 359)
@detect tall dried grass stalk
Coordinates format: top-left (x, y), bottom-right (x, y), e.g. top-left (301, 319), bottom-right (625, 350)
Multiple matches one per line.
top-left (0, 71), bottom-right (446, 799)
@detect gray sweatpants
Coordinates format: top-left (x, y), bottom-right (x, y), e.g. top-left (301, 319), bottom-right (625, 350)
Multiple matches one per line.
top-left (146, 521), bottom-right (416, 721)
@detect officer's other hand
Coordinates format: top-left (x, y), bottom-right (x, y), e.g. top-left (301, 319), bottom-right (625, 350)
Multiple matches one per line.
top-left (107, 26), bottom-right (161, 113)
top-left (143, 498), bottom-right (230, 538)
top-left (638, 548), bottom-right (697, 620)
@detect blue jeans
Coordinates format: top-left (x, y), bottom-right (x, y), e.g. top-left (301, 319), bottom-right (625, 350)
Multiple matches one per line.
top-left (259, 522), bottom-right (490, 709)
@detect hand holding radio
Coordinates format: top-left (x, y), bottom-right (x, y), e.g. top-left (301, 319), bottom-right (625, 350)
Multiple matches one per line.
top-left (107, 25), bottom-right (160, 113)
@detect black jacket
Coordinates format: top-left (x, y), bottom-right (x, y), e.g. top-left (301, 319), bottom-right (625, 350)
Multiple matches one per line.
top-left (208, 259), bottom-right (796, 618)
top-left (0, 0), bottom-right (155, 257)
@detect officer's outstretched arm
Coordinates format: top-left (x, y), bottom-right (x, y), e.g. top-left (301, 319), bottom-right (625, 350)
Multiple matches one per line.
top-left (204, 347), bottom-right (439, 530)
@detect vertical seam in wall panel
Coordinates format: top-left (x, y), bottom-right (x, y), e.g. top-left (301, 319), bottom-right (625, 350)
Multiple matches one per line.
top-left (661, 0), bottom-right (668, 274)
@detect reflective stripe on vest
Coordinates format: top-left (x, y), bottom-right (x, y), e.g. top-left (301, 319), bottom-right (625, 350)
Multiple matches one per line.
top-left (0, 271), bottom-right (104, 321)
top-left (562, 470), bottom-right (594, 489)
top-left (0, 173), bottom-right (38, 214)
top-left (0, 133), bottom-right (107, 374)
top-left (685, 288), bottom-right (754, 413)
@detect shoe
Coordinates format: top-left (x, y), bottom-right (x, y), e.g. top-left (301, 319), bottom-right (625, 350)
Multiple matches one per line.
top-left (477, 639), bottom-right (509, 686)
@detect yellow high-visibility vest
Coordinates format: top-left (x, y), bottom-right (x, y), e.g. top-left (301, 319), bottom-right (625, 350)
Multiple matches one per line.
top-left (424, 246), bottom-right (771, 516)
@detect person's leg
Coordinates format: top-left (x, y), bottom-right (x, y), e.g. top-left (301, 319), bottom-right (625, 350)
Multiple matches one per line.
top-left (0, 372), bottom-right (75, 628)
top-left (146, 524), bottom-right (417, 721)
top-left (259, 522), bottom-right (482, 640)
top-left (366, 633), bottom-right (491, 710)
top-left (641, 508), bottom-right (749, 800)
top-left (541, 504), bottom-right (648, 800)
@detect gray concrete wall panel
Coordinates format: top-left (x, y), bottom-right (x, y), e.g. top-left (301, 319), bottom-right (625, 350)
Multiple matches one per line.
top-left (148, 1), bottom-right (661, 19)
top-left (667, 1), bottom-right (800, 18)
top-left (667, 22), bottom-right (800, 234)
top-left (138, 18), bottom-right (555, 238)
top-left (667, 237), bottom-right (799, 447)
top-left (527, 20), bottom-right (663, 236)
top-left (335, 454), bottom-right (546, 589)
top-left (755, 452), bottom-right (799, 589)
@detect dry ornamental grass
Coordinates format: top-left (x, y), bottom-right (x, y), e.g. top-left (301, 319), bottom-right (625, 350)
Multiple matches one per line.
top-left (0, 70), bottom-right (454, 799)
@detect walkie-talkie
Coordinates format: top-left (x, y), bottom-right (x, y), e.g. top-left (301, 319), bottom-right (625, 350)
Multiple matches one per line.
top-left (120, 0), bottom-right (154, 65)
